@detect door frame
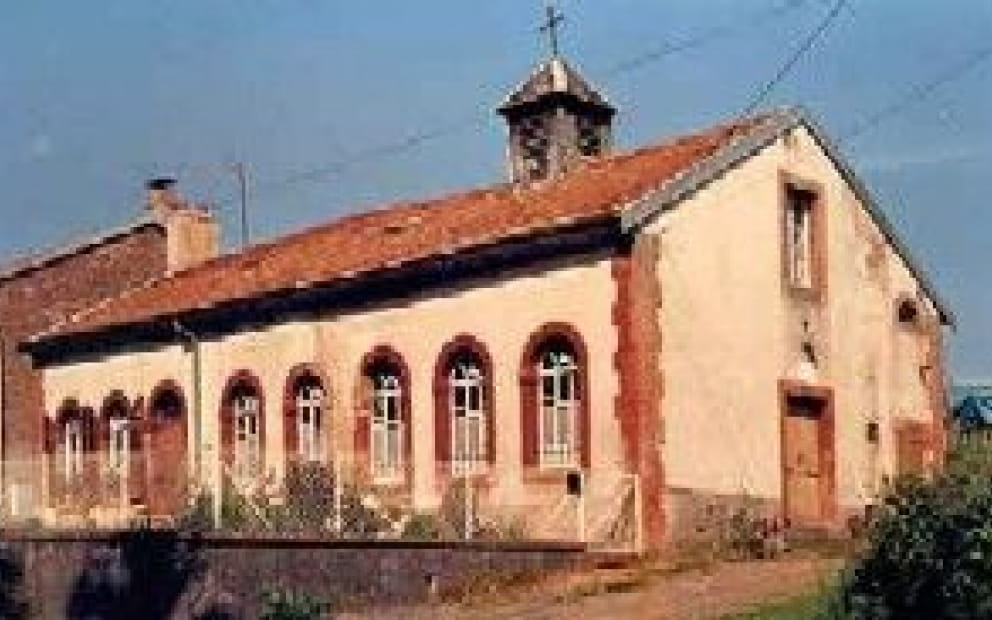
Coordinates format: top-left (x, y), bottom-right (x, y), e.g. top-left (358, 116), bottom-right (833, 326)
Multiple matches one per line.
top-left (779, 379), bottom-right (836, 526)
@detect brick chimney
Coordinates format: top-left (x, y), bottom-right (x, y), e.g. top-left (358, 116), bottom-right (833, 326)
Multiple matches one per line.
top-left (145, 177), bottom-right (220, 275)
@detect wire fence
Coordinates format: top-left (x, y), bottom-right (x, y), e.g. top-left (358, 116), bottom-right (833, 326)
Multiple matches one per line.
top-left (0, 455), bottom-right (641, 550)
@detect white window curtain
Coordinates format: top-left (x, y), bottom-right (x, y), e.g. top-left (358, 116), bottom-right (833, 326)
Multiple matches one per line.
top-left (450, 357), bottom-right (485, 474)
top-left (371, 371), bottom-right (403, 482)
top-left (295, 384), bottom-right (324, 463)
top-left (107, 417), bottom-right (130, 477)
top-left (233, 394), bottom-right (261, 483)
top-left (786, 189), bottom-right (814, 289)
top-left (539, 348), bottom-right (578, 467)
top-left (63, 419), bottom-right (84, 481)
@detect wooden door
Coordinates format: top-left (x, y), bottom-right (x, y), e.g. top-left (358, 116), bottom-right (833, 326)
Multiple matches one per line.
top-left (148, 421), bottom-right (187, 517)
top-left (147, 391), bottom-right (188, 518)
top-left (783, 397), bottom-right (824, 523)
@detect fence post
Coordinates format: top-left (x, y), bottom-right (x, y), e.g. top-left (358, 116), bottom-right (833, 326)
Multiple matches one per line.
top-left (577, 470), bottom-right (586, 543)
top-left (463, 473), bottom-right (472, 540)
top-left (633, 473), bottom-right (643, 553)
top-left (333, 456), bottom-right (343, 535)
top-left (212, 460), bottom-right (223, 530)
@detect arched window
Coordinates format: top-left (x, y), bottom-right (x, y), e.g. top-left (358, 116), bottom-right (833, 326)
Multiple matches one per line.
top-left (222, 375), bottom-right (264, 484)
top-left (520, 324), bottom-right (590, 470)
top-left (450, 353), bottom-right (486, 471)
top-left (294, 377), bottom-right (325, 463)
top-left (434, 335), bottom-right (494, 473)
top-left (147, 381), bottom-right (186, 516)
top-left (63, 415), bottom-right (85, 482)
top-left (369, 361), bottom-right (405, 482)
top-left (102, 394), bottom-right (130, 479)
top-left (539, 344), bottom-right (578, 467)
top-left (150, 385), bottom-right (184, 423)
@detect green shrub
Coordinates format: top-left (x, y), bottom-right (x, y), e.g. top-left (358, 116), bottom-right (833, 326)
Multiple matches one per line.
top-left (839, 439), bottom-right (992, 618)
top-left (259, 588), bottom-right (327, 620)
top-left (402, 513), bottom-right (442, 540)
top-left (175, 490), bottom-right (214, 532)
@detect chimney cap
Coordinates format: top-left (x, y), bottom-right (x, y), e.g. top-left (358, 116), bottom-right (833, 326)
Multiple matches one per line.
top-left (145, 177), bottom-right (177, 191)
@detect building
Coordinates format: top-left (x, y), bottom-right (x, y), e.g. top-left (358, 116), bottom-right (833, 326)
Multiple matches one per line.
top-left (18, 56), bottom-right (951, 548)
top-left (0, 183), bottom-right (219, 520)
top-left (952, 383), bottom-right (992, 441)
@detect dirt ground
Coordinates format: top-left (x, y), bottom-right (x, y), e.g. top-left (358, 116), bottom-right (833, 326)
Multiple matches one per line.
top-left (343, 556), bottom-right (843, 620)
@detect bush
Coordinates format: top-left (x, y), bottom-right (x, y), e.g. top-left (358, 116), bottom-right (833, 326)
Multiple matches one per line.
top-left (259, 588), bottom-right (327, 620)
top-left (175, 490), bottom-right (214, 532)
top-left (838, 438), bottom-right (992, 618)
top-left (402, 513), bottom-right (442, 540)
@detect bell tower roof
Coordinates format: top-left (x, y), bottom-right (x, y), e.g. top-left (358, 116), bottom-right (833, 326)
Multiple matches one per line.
top-left (498, 56), bottom-right (615, 117)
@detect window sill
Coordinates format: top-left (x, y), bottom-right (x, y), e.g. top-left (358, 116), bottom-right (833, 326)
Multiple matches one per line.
top-left (785, 284), bottom-right (824, 304)
top-left (436, 464), bottom-right (493, 488)
top-left (522, 465), bottom-right (583, 485)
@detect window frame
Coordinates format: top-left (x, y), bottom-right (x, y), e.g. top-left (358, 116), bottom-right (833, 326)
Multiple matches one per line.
top-left (220, 371), bottom-right (266, 490)
top-left (295, 382), bottom-right (325, 464)
top-left (449, 354), bottom-right (487, 473)
top-left (370, 367), bottom-right (405, 484)
top-left (538, 346), bottom-right (579, 468)
top-left (520, 324), bottom-right (591, 474)
top-left (233, 392), bottom-right (262, 483)
top-left (63, 418), bottom-right (84, 482)
top-left (107, 417), bottom-right (130, 478)
top-left (780, 174), bottom-right (826, 301)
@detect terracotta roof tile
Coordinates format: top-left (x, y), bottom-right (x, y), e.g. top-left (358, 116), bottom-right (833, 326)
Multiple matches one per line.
top-left (42, 113), bottom-right (770, 340)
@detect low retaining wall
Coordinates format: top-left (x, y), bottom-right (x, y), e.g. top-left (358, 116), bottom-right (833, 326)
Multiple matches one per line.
top-left (0, 530), bottom-right (595, 619)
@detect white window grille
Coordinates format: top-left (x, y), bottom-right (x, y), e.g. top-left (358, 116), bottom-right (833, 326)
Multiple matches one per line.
top-left (371, 370), bottom-right (404, 483)
top-left (450, 357), bottom-right (486, 474)
top-left (295, 384), bottom-right (324, 463)
top-left (539, 348), bottom-right (578, 467)
top-left (786, 187), bottom-right (815, 289)
top-left (233, 394), bottom-right (261, 483)
top-left (63, 419), bottom-right (84, 481)
top-left (107, 417), bottom-right (130, 478)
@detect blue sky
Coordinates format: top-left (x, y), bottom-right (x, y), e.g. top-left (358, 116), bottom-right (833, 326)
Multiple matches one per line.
top-left (1, 0), bottom-right (989, 378)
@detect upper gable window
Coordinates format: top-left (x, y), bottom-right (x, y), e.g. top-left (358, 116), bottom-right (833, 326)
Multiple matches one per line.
top-left (897, 298), bottom-right (920, 325)
top-left (783, 183), bottom-right (821, 294)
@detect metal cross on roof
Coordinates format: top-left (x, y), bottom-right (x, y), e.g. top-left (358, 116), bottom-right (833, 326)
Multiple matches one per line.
top-left (539, 3), bottom-right (566, 57)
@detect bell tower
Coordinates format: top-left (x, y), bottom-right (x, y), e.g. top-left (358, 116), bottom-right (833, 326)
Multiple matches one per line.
top-left (498, 6), bottom-right (615, 183)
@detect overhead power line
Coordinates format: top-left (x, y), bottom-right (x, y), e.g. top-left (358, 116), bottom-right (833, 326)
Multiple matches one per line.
top-left (743, 0), bottom-right (848, 115)
top-left (840, 45), bottom-right (992, 144)
top-left (210, 0), bottom-right (814, 211)
top-left (603, 0), bottom-right (810, 77)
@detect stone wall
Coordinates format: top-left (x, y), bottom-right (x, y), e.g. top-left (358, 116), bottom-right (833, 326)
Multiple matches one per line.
top-left (0, 531), bottom-right (590, 619)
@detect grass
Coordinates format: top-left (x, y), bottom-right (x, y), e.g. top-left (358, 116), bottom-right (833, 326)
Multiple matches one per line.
top-left (722, 586), bottom-right (841, 620)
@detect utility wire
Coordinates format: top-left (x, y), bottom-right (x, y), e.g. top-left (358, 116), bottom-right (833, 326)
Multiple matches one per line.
top-left (210, 0), bottom-right (813, 211)
top-left (742, 0), bottom-right (848, 115)
top-left (602, 0), bottom-right (810, 77)
top-left (840, 45), bottom-right (992, 144)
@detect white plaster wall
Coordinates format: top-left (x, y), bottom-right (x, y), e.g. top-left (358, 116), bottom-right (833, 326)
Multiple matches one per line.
top-left (41, 253), bottom-right (622, 513)
top-left (652, 125), bottom-right (943, 515)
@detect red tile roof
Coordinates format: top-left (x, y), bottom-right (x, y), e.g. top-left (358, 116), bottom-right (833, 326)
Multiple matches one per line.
top-left (41, 114), bottom-right (770, 340)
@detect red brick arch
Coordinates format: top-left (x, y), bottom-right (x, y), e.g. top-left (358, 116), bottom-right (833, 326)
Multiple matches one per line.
top-left (147, 379), bottom-right (188, 517)
top-left (519, 322), bottom-right (591, 469)
top-left (97, 390), bottom-right (131, 457)
top-left (433, 334), bottom-right (495, 466)
top-left (283, 363), bottom-right (330, 465)
top-left (219, 370), bottom-right (265, 470)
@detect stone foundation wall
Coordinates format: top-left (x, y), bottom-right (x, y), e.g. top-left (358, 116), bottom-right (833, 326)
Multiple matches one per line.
top-left (665, 487), bottom-right (780, 545)
top-left (0, 530), bottom-right (591, 619)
